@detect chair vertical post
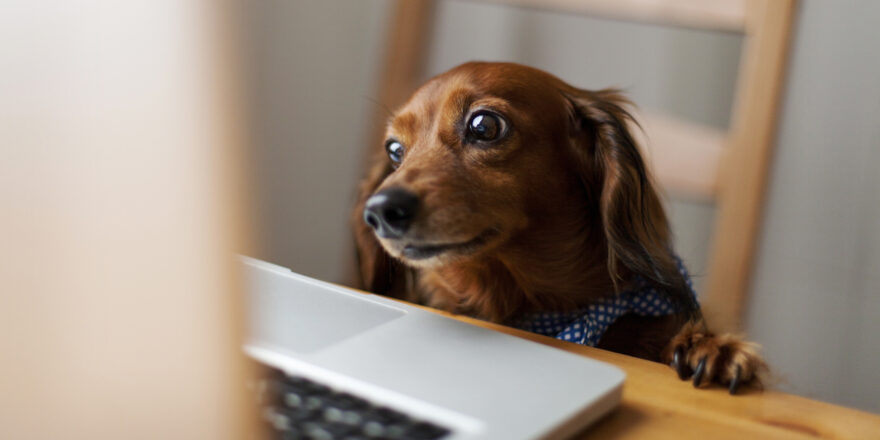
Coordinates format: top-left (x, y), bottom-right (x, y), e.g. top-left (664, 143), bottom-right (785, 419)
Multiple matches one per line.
top-left (703, 0), bottom-right (797, 331)
top-left (366, 0), bottom-right (436, 155)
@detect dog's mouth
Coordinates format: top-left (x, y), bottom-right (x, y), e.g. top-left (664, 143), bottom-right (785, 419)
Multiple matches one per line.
top-left (400, 229), bottom-right (497, 261)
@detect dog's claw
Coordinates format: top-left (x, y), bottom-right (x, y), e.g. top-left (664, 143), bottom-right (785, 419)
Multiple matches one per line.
top-left (692, 356), bottom-right (707, 387)
top-left (671, 346), bottom-right (692, 380)
top-left (729, 365), bottom-right (742, 395)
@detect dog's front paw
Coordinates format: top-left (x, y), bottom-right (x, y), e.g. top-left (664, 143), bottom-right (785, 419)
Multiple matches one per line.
top-left (663, 321), bottom-right (766, 394)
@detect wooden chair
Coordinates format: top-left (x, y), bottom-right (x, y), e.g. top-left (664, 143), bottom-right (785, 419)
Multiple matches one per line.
top-left (367, 0), bottom-right (797, 332)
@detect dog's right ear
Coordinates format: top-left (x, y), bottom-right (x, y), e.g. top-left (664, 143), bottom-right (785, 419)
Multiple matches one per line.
top-left (351, 150), bottom-right (403, 294)
top-left (561, 87), bottom-right (699, 319)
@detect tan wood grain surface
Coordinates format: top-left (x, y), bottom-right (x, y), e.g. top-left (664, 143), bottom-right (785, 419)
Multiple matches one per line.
top-left (414, 304), bottom-right (880, 439)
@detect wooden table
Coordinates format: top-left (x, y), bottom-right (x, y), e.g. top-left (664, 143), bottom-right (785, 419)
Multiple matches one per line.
top-left (417, 306), bottom-right (880, 439)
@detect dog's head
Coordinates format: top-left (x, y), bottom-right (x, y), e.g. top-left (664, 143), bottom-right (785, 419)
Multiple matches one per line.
top-left (354, 62), bottom-right (694, 313)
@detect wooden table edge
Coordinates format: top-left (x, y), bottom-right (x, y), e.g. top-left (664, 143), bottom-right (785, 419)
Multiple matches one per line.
top-left (337, 284), bottom-right (880, 439)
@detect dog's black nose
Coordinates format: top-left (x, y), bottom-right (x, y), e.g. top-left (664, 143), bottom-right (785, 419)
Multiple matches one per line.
top-left (363, 188), bottom-right (419, 239)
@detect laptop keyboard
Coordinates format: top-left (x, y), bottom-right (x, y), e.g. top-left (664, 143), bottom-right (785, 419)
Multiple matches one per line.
top-left (253, 366), bottom-right (452, 440)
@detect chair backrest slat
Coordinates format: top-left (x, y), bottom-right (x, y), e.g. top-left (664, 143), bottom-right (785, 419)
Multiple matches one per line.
top-left (632, 112), bottom-right (725, 200)
top-left (476, 0), bottom-right (748, 32)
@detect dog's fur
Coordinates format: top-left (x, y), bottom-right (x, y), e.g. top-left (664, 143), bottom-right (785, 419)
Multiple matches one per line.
top-left (352, 62), bottom-right (765, 391)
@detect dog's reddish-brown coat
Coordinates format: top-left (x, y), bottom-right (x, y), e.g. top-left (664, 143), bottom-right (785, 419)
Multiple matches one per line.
top-left (352, 62), bottom-right (765, 389)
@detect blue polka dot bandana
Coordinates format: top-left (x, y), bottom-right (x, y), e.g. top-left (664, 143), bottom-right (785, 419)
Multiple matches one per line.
top-left (510, 258), bottom-right (696, 347)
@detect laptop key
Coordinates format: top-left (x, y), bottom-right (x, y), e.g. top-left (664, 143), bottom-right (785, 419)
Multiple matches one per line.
top-left (361, 407), bottom-right (409, 425)
top-left (284, 391), bottom-right (304, 408)
top-left (303, 395), bottom-right (327, 411)
top-left (281, 405), bottom-right (323, 422)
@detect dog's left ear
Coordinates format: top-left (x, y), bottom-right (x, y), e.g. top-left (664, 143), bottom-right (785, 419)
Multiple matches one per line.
top-left (562, 87), bottom-right (698, 317)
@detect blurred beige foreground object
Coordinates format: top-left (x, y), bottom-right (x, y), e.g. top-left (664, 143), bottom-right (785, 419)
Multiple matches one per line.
top-left (0, 1), bottom-right (254, 439)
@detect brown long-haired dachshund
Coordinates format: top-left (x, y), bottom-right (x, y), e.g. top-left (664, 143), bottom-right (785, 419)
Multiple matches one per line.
top-left (352, 62), bottom-right (764, 394)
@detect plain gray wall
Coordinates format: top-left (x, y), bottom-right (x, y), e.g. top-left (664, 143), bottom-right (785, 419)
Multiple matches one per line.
top-left (243, 0), bottom-right (880, 412)
top-left (744, 0), bottom-right (880, 410)
top-left (242, 0), bottom-right (388, 282)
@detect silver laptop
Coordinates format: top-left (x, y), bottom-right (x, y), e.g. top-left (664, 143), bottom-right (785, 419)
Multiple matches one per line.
top-left (242, 256), bottom-right (624, 440)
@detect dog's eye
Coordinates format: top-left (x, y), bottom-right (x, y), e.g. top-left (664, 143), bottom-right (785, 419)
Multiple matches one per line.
top-left (467, 111), bottom-right (506, 142)
top-left (385, 140), bottom-right (405, 165)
